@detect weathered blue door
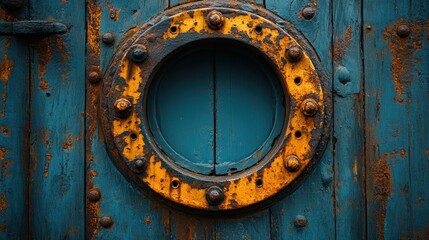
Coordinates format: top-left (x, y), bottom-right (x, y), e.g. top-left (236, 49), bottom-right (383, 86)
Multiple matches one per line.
top-left (0, 0), bottom-right (428, 239)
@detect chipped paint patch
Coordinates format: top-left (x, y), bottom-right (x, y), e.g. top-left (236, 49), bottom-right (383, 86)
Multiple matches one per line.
top-left (43, 153), bottom-right (52, 177)
top-left (333, 25), bottom-right (351, 65)
top-left (0, 52), bottom-right (14, 85)
top-left (1, 126), bottom-right (9, 136)
top-left (0, 193), bottom-right (7, 211)
top-left (107, 4), bottom-right (121, 21)
top-left (383, 20), bottom-right (426, 101)
top-left (39, 80), bottom-right (49, 91)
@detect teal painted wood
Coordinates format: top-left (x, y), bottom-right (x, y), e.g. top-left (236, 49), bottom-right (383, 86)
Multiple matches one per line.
top-left (0, 7), bottom-right (29, 239)
top-left (169, 0), bottom-right (264, 8)
top-left (147, 46), bottom-right (215, 175)
top-left (215, 210), bottom-right (271, 240)
top-left (28, 0), bottom-right (85, 238)
top-left (333, 0), bottom-right (365, 239)
top-left (169, 211), bottom-right (215, 240)
top-left (214, 42), bottom-right (284, 175)
top-left (89, 0), bottom-right (169, 238)
top-left (408, 1), bottom-right (429, 238)
top-left (266, 0), bottom-right (334, 239)
top-left (364, 0), bottom-right (429, 238)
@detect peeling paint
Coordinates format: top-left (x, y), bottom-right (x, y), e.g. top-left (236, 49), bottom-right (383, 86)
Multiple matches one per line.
top-left (333, 25), bottom-right (351, 65)
top-left (107, 4), bottom-right (121, 21)
top-left (43, 153), bottom-right (52, 177)
top-left (383, 20), bottom-right (426, 101)
top-left (0, 192), bottom-right (7, 212)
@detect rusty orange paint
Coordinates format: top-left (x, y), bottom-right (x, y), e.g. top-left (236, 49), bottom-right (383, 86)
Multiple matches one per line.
top-left (107, 4), bottom-right (121, 21)
top-left (39, 80), bottom-right (49, 91)
top-left (43, 153), bottom-right (52, 177)
top-left (333, 25), bottom-right (352, 65)
top-left (108, 8), bottom-right (327, 210)
top-left (383, 20), bottom-right (425, 101)
top-left (0, 192), bottom-right (7, 212)
top-left (0, 52), bottom-right (14, 85)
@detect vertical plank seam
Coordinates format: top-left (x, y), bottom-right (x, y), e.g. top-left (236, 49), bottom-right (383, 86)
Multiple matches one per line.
top-left (330, 0), bottom-right (336, 238)
top-left (84, 0), bottom-right (88, 237)
top-left (360, 0), bottom-right (368, 238)
top-left (26, 0), bottom-right (32, 238)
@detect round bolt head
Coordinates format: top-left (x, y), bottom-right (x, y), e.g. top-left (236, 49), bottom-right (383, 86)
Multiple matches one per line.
top-left (101, 32), bottom-right (115, 45)
top-left (205, 186), bottom-right (225, 206)
top-left (396, 24), bottom-right (410, 38)
top-left (286, 46), bottom-right (302, 62)
top-left (302, 6), bottom-right (315, 20)
top-left (284, 155), bottom-right (301, 172)
top-left (87, 188), bottom-right (101, 202)
top-left (302, 98), bottom-right (319, 116)
top-left (294, 215), bottom-right (308, 228)
top-left (99, 216), bottom-right (113, 228)
top-left (114, 98), bottom-right (132, 118)
top-left (88, 71), bottom-right (101, 84)
top-left (133, 158), bottom-right (147, 172)
top-left (206, 10), bottom-right (225, 30)
top-left (129, 45), bottom-right (148, 63)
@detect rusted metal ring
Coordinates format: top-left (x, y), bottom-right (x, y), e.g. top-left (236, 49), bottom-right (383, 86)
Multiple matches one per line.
top-left (101, 1), bottom-right (331, 215)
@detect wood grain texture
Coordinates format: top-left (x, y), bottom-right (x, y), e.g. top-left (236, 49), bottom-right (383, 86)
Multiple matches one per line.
top-left (0, 6), bottom-right (29, 239)
top-left (87, 0), bottom-right (169, 238)
top-left (266, 0), bottom-right (334, 238)
top-left (169, 0), bottom-right (264, 8)
top-left (333, 0), bottom-right (365, 239)
top-left (28, 0), bottom-right (85, 238)
top-left (364, 0), bottom-right (429, 239)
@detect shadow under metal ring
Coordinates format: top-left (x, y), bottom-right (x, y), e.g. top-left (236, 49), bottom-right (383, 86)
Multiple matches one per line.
top-left (101, 1), bottom-right (331, 215)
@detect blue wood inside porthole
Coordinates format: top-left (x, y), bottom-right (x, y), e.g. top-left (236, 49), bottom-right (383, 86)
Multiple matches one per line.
top-left (147, 40), bottom-right (285, 175)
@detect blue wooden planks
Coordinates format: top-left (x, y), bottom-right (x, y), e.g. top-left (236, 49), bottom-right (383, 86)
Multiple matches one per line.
top-left (266, 0), bottom-right (335, 238)
top-left (364, 0), bottom-right (429, 238)
top-left (0, 7), bottom-right (29, 239)
top-left (87, 0), bottom-right (169, 238)
top-left (170, 0), bottom-right (264, 8)
top-left (333, 0), bottom-right (365, 239)
top-left (28, 0), bottom-right (85, 238)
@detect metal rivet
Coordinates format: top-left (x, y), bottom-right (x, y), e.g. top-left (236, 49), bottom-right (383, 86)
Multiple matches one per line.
top-left (206, 186), bottom-right (225, 206)
top-left (302, 6), bottom-right (315, 20)
top-left (133, 158), bottom-right (146, 172)
top-left (286, 46), bottom-right (302, 62)
top-left (129, 45), bottom-right (148, 63)
top-left (101, 32), bottom-right (115, 45)
top-left (366, 25), bottom-right (372, 30)
top-left (114, 98), bottom-right (132, 118)
top-left (99, 216), bottom-right (113, 228)
top-left (87, 188), bottom-right (101, 202)
top-left (206, 10), bottom-right (225, 30)
top-left (396, 24), bottom-right (410, 38)
top-left (284, 155), bottom-right (301, 172)
top-left (302, 99), bottom-right (319, 116)
top-left (88, 71), bottom-right (101, 84)
top-left (294, 215), bottom-right (308, 228)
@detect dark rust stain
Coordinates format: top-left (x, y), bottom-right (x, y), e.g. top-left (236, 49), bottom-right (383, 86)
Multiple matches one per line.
top-left (0, 192), bottom-right (7, 211)
top-left (107, 4), bottom-right (120, 21)
top-left (171, 212), bottom-right (198, 240)
top-left (0, 224), bottom-right (5, 232)
top-left (39, 80), bottom-right (49, 91)
top-left (0, 41), bottom-right (14, 118)
top-left (43, 153), bottom-right (52, 177)
top-left (1, 126), bottom-right (9, 136)
top-left (0, 8), bottom-right (17, 22)
top-left (62, 134), bottom-right (77, 150)
top-left (145, 216), bottom-right (152, 224)
top-left (370, 153), bottom-right (393, 240)
top-left (383, 20), bottom-right (426, 101)
top-left (53, 36), bottom-right (71, 61)
top-left (36, 38), bottom-right (53, 81)
top-left (86, 1), bottom-right (101, 238)
top-left (333, 25), bottom-right (352, 65)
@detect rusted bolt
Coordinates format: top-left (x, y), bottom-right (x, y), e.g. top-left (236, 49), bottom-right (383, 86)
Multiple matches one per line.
top-left (302, 6), bottom-right (315, 20)
top-left (99, 216), bottom-right (113, 228)
top-left (396, 24), bottom-right (410, 38)
top-left (114, 98), bottom-right (132, 118)
top-left (366, 25), bottom-right (372, 30)
top-left (206, 186), bottom-right (225, 206)
top-left (294, 215), bottom-right (308, 228)
top-left (133, 158), bottom-right (147, 172)
top-left (101, 32), bottom-right (115, 45)
top-left (302, 98), bottom-right (319, 116)
top-left (88, 71), bottom-right (101, 84)
top-left (284, 155), bottom-right (300, 172)
top-left (87, 188), bottom-right (101, 202)
top-left (129, 45), bottom-right (148, 63)
top-left (286, 46), bottom-right (302, 62)
top-left (206, 10), bottom-right (225, 30)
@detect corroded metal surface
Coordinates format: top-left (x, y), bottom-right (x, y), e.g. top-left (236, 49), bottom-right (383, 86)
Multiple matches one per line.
top-left (101, 1), bottom-right (331, 214)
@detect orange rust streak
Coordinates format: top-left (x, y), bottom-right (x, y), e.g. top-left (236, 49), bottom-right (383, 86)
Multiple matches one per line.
top-left (107, 4), bottom-right (121, 21)
top-left (0, 52), bottom-right (14, 85)
top-left (0, 192), bottom-right (7, 212)
top-left (383, 20), bottom-right (424, 99)
top-left (333, 25), bottom-right (352, 65)
top-left (43, 153), bottom-right (52, 177)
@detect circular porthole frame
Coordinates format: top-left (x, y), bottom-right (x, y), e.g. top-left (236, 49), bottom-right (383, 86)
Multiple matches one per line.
top-left (101, 1), bottom-right (332, 215)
